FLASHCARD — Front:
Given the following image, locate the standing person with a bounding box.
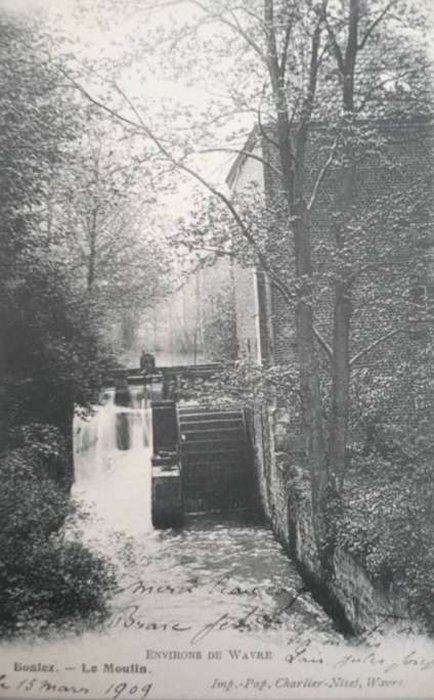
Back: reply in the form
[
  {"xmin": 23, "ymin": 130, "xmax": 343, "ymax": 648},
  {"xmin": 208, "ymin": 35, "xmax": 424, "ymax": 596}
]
[{"xmin": 140, "ymin": 349, "xmax": 155, "ymax": 373}]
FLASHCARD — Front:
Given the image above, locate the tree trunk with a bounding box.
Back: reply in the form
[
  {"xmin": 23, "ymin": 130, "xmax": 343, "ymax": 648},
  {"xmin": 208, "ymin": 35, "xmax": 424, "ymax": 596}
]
[
  {"xmin": 87, "ymin": 206, "xmax": 98, "ymax": 292},
  {"xmin": 328, "ymin": 148, "xmax": 355, "ymax": 488},
  {"xmin": 327, "ymin": 0, "xmax": 359, "ymax": 490},
  {"xmin": 264, "ymin": 0, "xmax": 330, "ymax": 558},
  {"xmin": 343, "ymin": 0, "xmax": 358, "ymax": 112},
  {"xmin": 292, "ymin": 200, "xmax": 329, "ymax": 555},
  {"xmin": 329, "ymin": 279, "xmax": 352, "ymax": 489},
  {"xmin": 87, "ymin": 147, "xmax": 101, "ymax": 294}
]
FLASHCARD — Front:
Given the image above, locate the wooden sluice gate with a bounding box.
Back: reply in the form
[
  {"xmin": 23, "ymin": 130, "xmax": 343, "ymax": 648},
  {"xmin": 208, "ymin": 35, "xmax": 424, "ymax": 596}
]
[
  {"xmin": 107, "ymin": 363, "xmax": 255, "ymax": 527},
  {"xmin": 151, "ymin": 400, "xmax": 183, "ymax": 529}
]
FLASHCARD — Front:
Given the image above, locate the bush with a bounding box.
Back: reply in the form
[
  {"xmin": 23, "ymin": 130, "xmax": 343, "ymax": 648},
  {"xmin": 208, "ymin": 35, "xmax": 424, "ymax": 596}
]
[
  {"xmin": 0, "ymin": 536, "xmax": 115, "ymax": 636},
  {"xmin": 0, "ymin": 446, "xmax": 115, "ymax": 637},
  {"xmin": 338, "ymin": 342, "xmax": 434, "ymax": 630},
  {"xmin": 338, "ymin": 456, "xmax": 434, "ymax": 630}
]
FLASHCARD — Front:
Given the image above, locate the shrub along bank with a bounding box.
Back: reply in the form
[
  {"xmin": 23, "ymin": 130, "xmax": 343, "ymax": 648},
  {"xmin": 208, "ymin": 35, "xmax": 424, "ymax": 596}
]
[{"xmin": 0, "ymin": 426, "xmax": 116, "ymax": 638}]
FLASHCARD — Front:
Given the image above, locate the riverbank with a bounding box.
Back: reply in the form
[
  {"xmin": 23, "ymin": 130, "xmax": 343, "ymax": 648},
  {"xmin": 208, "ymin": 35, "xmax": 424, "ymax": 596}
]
[{"xmin": 2, "ymin": 509, "xmax": 434, "ymax": 700}]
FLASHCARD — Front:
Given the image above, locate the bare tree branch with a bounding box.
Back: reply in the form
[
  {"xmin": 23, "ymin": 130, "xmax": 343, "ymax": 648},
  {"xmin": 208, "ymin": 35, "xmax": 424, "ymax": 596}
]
[
  {"xmin": 349, "ymin": 326, "xmax": 407, "ymax": 366},
  {"xmin": 313, "ymin": 326, "xmax": 334, "ymax": 361},
  {"xmin": 280, "ymin": 17, "xmax": 293, "ymax": 79},
  {"xmin": 264, "ymin": 0, "xmax": 281, "ymax": 81},
  {"xmin": 295, "ymin": 17, "xmax": 323, "ymax": 175},
  {"xmin": 59, "ymin": 67, "xmax": 296, "ymax": 306},
  {"xmin": 307, "ymin": 134, "xmax": 340, "ymax": 212},
  {"xmin": 323, "ymin": 14, "xmax": 345, "ymax": 75},
  {"xmin": 356, "ymin": 68, "xmax": 415, "ymax": 114},
  {"xmin": 191, "ymin": 0, "xmax": 267, "ymax": 62},
  {"xmin": 257, "ymin": 90, "xmax": 280, "ymax": 150},
  {"xmin": 197, "ymin": 147, "xmax": 283, "ymax": 179},
  {"xmin": 231, "ymin": 3, "xmax": 265, "ymax": 28},
  {"xmin": 168, "ymin": 13, "xmax": 215, "ymax": 51},
  {"xmin": 358, "ymin": 0, "xmax": 398, "ymax": 50}
]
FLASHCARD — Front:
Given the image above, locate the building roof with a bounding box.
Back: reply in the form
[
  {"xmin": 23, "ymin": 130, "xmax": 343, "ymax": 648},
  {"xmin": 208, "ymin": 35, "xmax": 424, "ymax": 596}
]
[
  {"xmin": 225, "ymin": 116, "xmax": 434, "ymax": 188},
  {"xmin": 225, "ymin": 127, "xmax": 259, "ymax": 189}
]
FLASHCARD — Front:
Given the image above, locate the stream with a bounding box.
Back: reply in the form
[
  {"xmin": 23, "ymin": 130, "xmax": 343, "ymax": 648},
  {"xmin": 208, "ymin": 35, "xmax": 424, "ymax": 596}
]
[{"xmin": 1, "ymin": 391, "xmax": 434, "ymax": 699}]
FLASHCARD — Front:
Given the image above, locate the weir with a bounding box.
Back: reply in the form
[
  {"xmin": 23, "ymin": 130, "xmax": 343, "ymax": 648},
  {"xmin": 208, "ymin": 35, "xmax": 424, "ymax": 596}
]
[
  {"xmin": 73, "ymin": 364, "xmax": 256, "ymax": 534},
  {"xmin": 73, "ymin": 386, "xmax": 154, "ymax": 535},
  {"xmin": 69, "ymin": 368, "xmax": 346, "ymax": 656}
]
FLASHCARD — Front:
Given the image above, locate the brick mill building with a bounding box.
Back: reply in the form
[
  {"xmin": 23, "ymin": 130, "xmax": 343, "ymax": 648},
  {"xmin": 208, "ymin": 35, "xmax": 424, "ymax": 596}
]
[
  {"xmin": 227, "ymin": 118, "xmax": 434, "ymax": 370},
  {"xmin": 200, "ymin": 117, "xmax": 434, "ymax": 533}
]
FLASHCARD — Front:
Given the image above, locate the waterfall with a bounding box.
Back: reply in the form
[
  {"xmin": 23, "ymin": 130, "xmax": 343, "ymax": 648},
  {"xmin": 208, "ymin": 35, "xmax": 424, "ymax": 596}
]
[{"xmin": 72, "ymin": 386, "xmax": 153, "ymax": 536}]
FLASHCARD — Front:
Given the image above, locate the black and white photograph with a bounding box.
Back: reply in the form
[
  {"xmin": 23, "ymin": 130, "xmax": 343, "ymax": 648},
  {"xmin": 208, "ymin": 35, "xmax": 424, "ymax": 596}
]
[{"xmin": 1, "ymin": 0, "xmax": 434, "ymax": 698}]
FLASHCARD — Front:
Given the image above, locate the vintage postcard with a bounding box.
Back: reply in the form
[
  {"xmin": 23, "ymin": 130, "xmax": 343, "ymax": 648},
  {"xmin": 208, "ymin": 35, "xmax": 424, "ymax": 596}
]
[{"xmin": 1, "ymin": 0, "xmax": 434, "ymax": 698}]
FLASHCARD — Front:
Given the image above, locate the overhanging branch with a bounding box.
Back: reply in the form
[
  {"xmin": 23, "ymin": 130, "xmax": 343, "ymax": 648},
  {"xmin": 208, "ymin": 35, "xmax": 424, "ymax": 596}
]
[
  {"xmin": 313, "ymin": 326, "xmax": 334, "ymax": 361},
  {"xmin": 358, "ymin": 0, "xmax": 397, "ymax": 50},
  {"xmin": 198, "ymin": 147, "xmax": 283, "ymax": 179},
  {"xmin": 324, "ymin": 15, "xmax": 345, "ymax": 75},
  {"xmin": 349, "ymin": 326, "xmax": 407, "ymax": 367},
  {"xmin": 59, "ymin": 67, "xmax": 296, "ymax": 307},
  {"xmin": 307, "ymin": 134, "xmax": 340, "ymax": 212}
]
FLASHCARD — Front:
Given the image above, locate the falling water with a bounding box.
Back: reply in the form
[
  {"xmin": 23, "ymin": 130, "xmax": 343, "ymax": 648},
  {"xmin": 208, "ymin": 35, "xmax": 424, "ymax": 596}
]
[
  {"xmin": 72, "ymin": 385, "xmax": 153, "ymax": 536},
  {"xmin": 18, "ymin": 382, "xmax": 427, "ymax": 699}
]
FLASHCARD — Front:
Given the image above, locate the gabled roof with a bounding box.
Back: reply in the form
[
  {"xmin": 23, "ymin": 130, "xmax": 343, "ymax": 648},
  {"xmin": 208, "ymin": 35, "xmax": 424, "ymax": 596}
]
[
  {"xmin": 225, "ymin": 116, "xmax": 434, "ymax": 189},
  {"xmin": 225, "ymin": 127, "xmax": 259, "ymax": 189}
]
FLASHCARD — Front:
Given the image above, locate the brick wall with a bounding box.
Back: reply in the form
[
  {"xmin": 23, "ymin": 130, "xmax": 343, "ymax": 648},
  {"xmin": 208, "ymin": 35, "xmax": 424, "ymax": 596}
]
[
  {"xmin": 227, "ymin": 121, "xmax": 433, "ymax": 632},
  {"xmin": 261, "ymin": 120, "xmax": 434, "ymax": 366},
  {"xmin": 224, "ymin": 120, "xmax": 434, "ymax": 372}
]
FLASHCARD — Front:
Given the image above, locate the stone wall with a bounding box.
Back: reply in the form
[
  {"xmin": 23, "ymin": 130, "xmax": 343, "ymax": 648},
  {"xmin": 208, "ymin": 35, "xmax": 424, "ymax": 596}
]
[
  {"xmin": 289, "ymin": 480, "xmax": 405, "ymax": 634},
  {"xmin": 247, "ymin": 408, "xmax": 410, "ymax": 634}
]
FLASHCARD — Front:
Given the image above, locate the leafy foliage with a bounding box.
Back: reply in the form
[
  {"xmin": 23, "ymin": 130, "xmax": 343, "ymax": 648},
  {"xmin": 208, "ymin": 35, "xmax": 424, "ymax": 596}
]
[
  {"xmin": 337, "ymin": 467, "xmax": 434, "ymax": 629},
  {"xmin": 201, "ymin": 282, "xmax": 238, "ymax": 361},
  {"xmin": 0, "ymin": 11, "xmax": 117, "ymax": 448},
  {"xmin": 48, "ymin": 112, "xmax": 173, "ymax": 341},
  {"xmin": 335, "ymin": 337, "xmax": 434, "ymax": 627},
  {"xmin": 0, "ymin": 443, "xmax": 115, "ymax": 637},
  {"xmin": 0, "ymin": 12, "xmax": 117, "ymax": 636}
]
